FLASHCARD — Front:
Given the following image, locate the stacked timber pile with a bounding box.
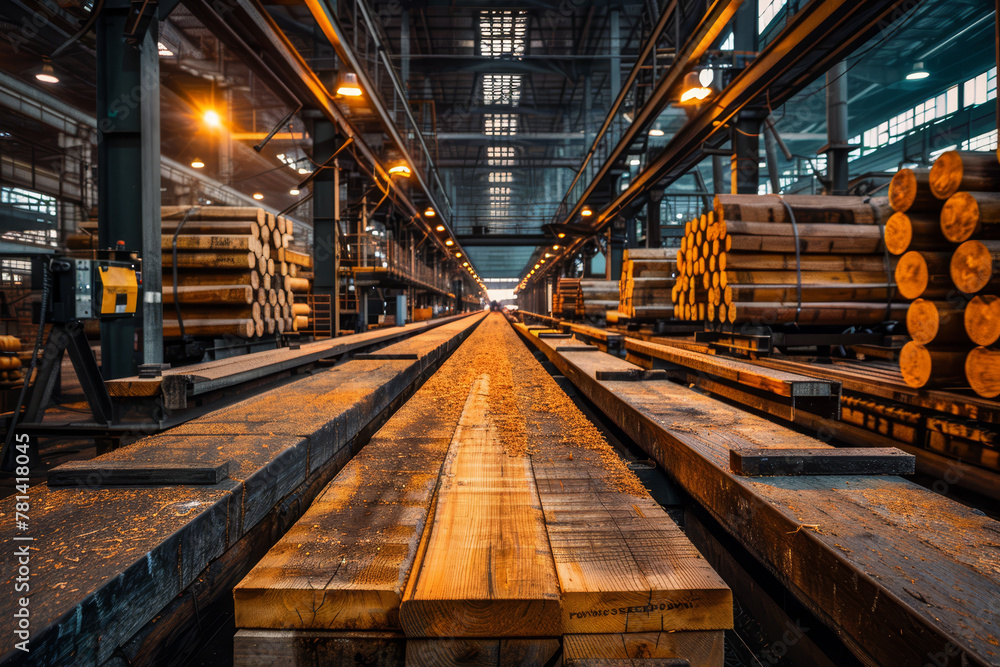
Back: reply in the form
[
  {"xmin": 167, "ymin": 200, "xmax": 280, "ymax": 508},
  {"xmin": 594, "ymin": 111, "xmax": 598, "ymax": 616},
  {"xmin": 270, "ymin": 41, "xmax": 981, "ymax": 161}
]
[
  {"xmin": 578, "ymin": 279, "xmax": 618, "ymax": 319},
  {"xmin": 0, "ymin": 335, "xmax": 23, "ymax": 383},
  {"xmin": 671, "ymin": 195, "xmax": 901, "ymax": 325},
  {"xmin": 894, "ymin": 151, "xmax": 1000, "ymax": 397},
  {"xmin": 552, "ymin": 277, "xmax": 582, "ymax": 318},
  {"xmin": 618, "ymin": 248, "xmax": 676, "ymax": 320},
  {"xmin": 74, "ymin": 207, "xmax": 311, "ymax": 338}
]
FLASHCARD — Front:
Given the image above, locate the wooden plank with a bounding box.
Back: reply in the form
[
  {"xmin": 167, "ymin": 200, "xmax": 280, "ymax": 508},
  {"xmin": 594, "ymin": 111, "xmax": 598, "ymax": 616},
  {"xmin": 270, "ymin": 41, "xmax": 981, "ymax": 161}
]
[
  {"xmin": 233, "ymin": 630, "xmax": 404, "ymax": 667},
  {"xmin": 594, "ymin": 369, "xmax": 668, "ymax": 382},
  {"xmin": 406, "ymin": 638, "xmax": 560, "ymax": 667},
  {"xmin": 516, "ymin": 324, "xmax": 1000, "ymax": 666},
  {"xmin": 48, "ymin": 460, "xmax": 231, "ymax": 486},
  {"xmin": 562, "ymin": 632, "xmax": 723, "ymax": 666},
  {"xmin": 399, "ymin": 374, "xmax": 563, "ymax": 638},
  {"xmin": 564, "ymin": 659, "xmax": 689, "ymax": 667},
  {"xmin": 353, "ymin": 352, "xmax": 420, "ymax": 360},
  {"xmin": 730, "ymin": 447, "xmax": 915, "ymax": 476}
]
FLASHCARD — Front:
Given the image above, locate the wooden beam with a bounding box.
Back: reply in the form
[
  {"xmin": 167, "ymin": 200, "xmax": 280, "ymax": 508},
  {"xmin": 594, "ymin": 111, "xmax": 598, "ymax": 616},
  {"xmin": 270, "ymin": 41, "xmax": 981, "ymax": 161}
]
[
  {"xmin": 729, "ymin": 447, "xmax": 915, "ymax": 476},
  {"xmin": 48, "ymin": 461, "xmax": 231, "ymax": 487}
]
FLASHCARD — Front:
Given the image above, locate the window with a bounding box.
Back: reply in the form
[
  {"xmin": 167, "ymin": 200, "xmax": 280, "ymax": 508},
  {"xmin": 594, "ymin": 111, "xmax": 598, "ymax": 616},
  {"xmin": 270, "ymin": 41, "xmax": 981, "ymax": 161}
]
[
  {"xmin": 479, "ymin": 10, "xmax": 527, "ymax": 58},
  {"xmin": 850, "ymin": 84, "xmax": 963, "ymax": 160},
  {"xmin": 963, "ymin": 129, "xmax": 997, "ymax": 152},
  {"xmin": 488, "ymin": 171, "xmax": 512, "ymax": 183},
  {"xmin": 758, "ymin": 0, "xmax": 786, "ymax": 32},
  {"xmin": 484, "ymin": 113, "xmax": 517, "ymax": 136},
  {"xmin": 963, "ymin": 67, "xmax": 997, "ymax": 108},
  {"xmin": 487, "ymin": 146, "xmax": 515, "ymax": 166},
  {"xmin": 719, "ymin": 32, "xmax": 734, "ymax": 51},
  {"xmin": 483, "ymin": 74, "xmax": 522, "ymax": 106}
]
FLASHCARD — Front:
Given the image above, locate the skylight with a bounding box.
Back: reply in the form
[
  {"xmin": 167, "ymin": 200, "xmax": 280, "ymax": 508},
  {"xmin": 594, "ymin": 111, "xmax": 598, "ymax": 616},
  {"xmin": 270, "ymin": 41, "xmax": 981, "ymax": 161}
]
[
  {"xmin": 479, "ymin": 10, "xmax": 527, "ymax": 58},
  {"xmin": 483, "ymin": 74, "xmax": 522, "ymax": 106}
]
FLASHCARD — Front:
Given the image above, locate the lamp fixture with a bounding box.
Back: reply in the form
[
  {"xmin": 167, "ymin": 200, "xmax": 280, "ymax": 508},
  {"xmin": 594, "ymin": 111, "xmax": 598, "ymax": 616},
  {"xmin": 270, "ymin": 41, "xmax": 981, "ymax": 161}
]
[
  {"xmin": 435, "ymin": 224, "xmax": 445, "ymax": 232},
  {"xmin": 388, "ymin": 160, "xmax": 411, "ymax": 177},
  {"xmin": 190, "ymin": 158, "xmax": 205, "ymax": 169},
  {"xmin": 557, "ymin": 232, "xmax": 566, "ymax": 239},
  {"xmin": 905, "ymin": 62, "xmax": 930, "ymax": 81},
  {"xmin": 679, "ymin": 71, "xmax": 713, "ymax": 104},
  {"xmin": 203, "ymin": 109, "xmax": 222, "ymax": 128},
  {"xmin": 35, "ymin": 58, "xmax": 59, "ymax": 84},
  {"xmin": 335, "ymin": 71, "xmax": 363, "ymax": 97},
  {"xmin": 253, "ymin": 192, "xmax": 264, "ymax": 200},
  {"xmin": 649, "ymin": 128, "xmax": 665, "ymax": 137},
  {"xmin": 289, "ymin": 188, "xmax": 300, "ymax": 196},
  {"xmin": 424, "ymin": 207, "xmax": 436, "ymax": 217},
  {"xmin": 581, "ymin": 207, "xmax": 593, "ymax": 217},
  {"xmin": 445, "ymin": 239, "xmax": 454, "ymax": 246}
]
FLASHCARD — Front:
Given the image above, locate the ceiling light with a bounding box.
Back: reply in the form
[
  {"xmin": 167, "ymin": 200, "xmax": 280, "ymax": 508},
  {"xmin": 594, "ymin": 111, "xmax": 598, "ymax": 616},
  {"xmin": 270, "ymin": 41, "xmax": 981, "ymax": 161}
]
[
  {"xmin": 552, "ymin": 245, "xmax": 560, "ymax": 250},
  {"xmin": 540, "ymin": 259, "xmax": 545, "ymax": 263},
  {"xmin": 581, "ymin": 207, "xmax": 593, "ymax": 217},
  {"xmin": 906, "ymin": 62, "xmax": 930, "ymax": 81},
  {"xmin": 190, "ymin": 158, "xmax": 205, "ymax": 169},
  {"xmin": 253, "ymin": 192, "xmax": 264, "ymax": 200},
  {"xmin": 335, "ymin": 71, "xmax": 363, "ymax": 97},
  {"xmin": 445, "ymin": 239, "xmax": 454, "ymax": 246},
  {"xmin": 203, "ymin": 109, "xmax": 222, "ymax": 128},
  {"xmin": 424, "ymin": 207, "xmax": 436, "ymax": 217},
  {"xmin": 557, "ymin": 232, "xmax": 566, "ymax": 239},
  {"xmin": 289, "ymin": 188, "xmax": 300, "ymax": 195},
  {"xmin": 534, "ymin": 264, "xmax": 540, "ymax": 269},
  {"xmin": 455, "ymin": 252, "xmax": 462, "ymax": 258},
  {"xmin": 649, "ymin": 128, "xmax": 665, "ymax": 137},
  {"xmin": 157, "ymin": 42, "xmax": 174, "ymax": 57},
  {"xmin": 463, "ymin": 261, "xmax": 469, "ymax": 266},
  {"xmin": 388, "ymin": 160, "xmax": 411, "ymax": 177},
  {"xmin": 629, "ymin": 158, "xmax": 640, "ymax": 166},
  {"xmin": 435, "ymin": 224, "xmax": 445, "ymax": 232},
  {"xmin": 35, "ymin": 59, "xmax": 59, "ymax": 84},
  {"xmin": 698, "ymin": 68, "xmax": 715, "ymax": 87},
  {"xmin": 680, "ymin": 71, "xmax": 712, "ymax": 104},
  {"xmin": 544, "ymin": 253, "xmax": 552, "ymax": 258}
]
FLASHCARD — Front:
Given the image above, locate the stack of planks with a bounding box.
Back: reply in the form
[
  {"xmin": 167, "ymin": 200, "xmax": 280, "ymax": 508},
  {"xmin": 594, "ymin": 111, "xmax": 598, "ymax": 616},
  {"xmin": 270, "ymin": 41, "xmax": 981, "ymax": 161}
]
[
  {"xmin": 892, "ymin": 151, "xmax": 1000, "ymax": 397},
  {"xmin": 234, "ymin": 314, "xmax": 732, "ymax": 666},
  {"xmin": 578, "ymin": 279, "xmax": 618, "ymax": 319},
  {"xmin": 75, "ymin": 207, "xmax": 311, "ymax": 338},
  {"xmin": 671, "ymin": 194, "xmax": 901, "ymax": 325},
  {"xmin": 552, "ymin": 277, "xmax": 582, "ymax": 318},
  {"xmin": 618, "ymin": 248, "xmax": 677, "ymax": 320}
]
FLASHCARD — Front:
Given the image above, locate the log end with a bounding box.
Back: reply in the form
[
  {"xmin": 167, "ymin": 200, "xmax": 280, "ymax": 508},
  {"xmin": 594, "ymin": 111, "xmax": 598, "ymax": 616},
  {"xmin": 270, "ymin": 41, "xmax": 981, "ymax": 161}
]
[
  {"xmin": 940, "ymin": 191, "xmax": 979, "ymax": 243},
  {"xmin": 906, "ymin": 299, "xmax": 941, "ymax": 345},
  {"xmin": 884, "ymin": 212, "xmax": 914, "ymax": 255},
  {"xmin": 899, "ymin": 341, "xmax": 933, "ymax": 388},
  {"xmin": 966, "ymin": 346, "xmax": 1000, "ymax": 398},
  {"xmin": 895, "ymin": 251, "xmax": 929, "ymax": 300},
  {"xmin": 950, "ymin": 240, "xmax": 994, "ymax": 294},
  {"xmin": 929, "ymin": 150, "xmax": 963, "ymax": 200},
  {"xmin": 888, "ymin": 169, "xmax": 918, "ymax": 212},
  {"xmin": 965, "ymin": 294, "xmax": 1000, "ymax": 346}
]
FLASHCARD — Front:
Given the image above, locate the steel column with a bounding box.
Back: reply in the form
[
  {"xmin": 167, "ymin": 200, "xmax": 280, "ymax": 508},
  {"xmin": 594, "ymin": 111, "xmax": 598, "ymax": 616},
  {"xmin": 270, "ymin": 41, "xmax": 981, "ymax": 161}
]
[
  {"xmin": 312, "ymin": 118, "xmax": 341, "ymax": 337},
  {"xmin": 825, "ymin": 60, "xmax": 850, "ymax": 195}
]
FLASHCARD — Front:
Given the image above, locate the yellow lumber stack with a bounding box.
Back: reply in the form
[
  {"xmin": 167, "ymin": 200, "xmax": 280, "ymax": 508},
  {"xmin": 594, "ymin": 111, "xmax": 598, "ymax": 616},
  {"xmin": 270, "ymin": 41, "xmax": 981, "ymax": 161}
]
[
  {"xmin": 76, "ymin": 206, "xmax": 311, "ymax": 338},
  {"xmin": 895, "ymin": 150, "xmax": 1000, "ymax": 397},
  {"xmin": 671, "ymin": 194, "xmax": 902, "ymax": 326},
  {"xmin": 552, "ymin": 277, "xmax": 582, "ymax": 318},
  {"xmin": 618, "ymin": 248, "xmax": 677, "ymax": 320}
]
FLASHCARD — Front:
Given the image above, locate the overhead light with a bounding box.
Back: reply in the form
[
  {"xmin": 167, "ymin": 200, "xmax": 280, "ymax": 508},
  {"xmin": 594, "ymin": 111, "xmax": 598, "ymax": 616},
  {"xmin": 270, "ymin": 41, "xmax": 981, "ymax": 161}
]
[
  {"xmin": 698, "ymin": 68, "xmax": 715, "ymax": 87},
  {"xmin": 552, "ymin": 245, "xmax": 560, "ymax": 250},
  {"xmin": 680, "ymin": 71, "xmax": 712, "ymax": 104},
  {"xmin": 203, "ymin": 109, "xmax": 222, "ymax": 128},
  {"xmin": 455, "ymin": 252, "xmax": 462, "ymax": 257},
  {"xmin": 649, "ymin": 128, "xmax": 665, "ymax": 137},
  {"xmin": 157, "ymin": 41, "xmax": 174, "ymax": 57},
  {"xmin": 629, "ymin": 158, "xmax": 640, "ymax": 166},
  {"xmin": 435, "ymin": 224, "xmax": 445, "ymax": 232},
  {"xmin": 581, "ymin": 207, "xmax": 593, "ymax": 217},
  {"xmin": 557, "ymin": 232, "xmax": 566, "ymax": 239},
  {"xmin": 388, "ymin": 160, "xmax": 411, "ymax": 177},
  {"xmin": 540, "ymin": 259, "xmax": 546, "ymax": 264},
  {"xmin": 545, "ymin": 253, "xmax": 552, "ymax": 258},
  {"xmin": 253, "ymin": 192, "xmax": 264, "ymax": 200},
  {"xmin": 289, "ymin": 188, "xmax": 300, "ymax": 196},
  {"xmin": 906, "ymin": 62, "xmax": 930, "ymax": 81},
  {"xmin": 335, "ymin": 71, "xmax": 363, "ymax": 97},
  {"xmin": 424, "ymin": 207, "xmax": 436, "ymax": 217},
  {"xmin": 445, "ymin": 239, "xmax": 454, "ymax": 246},
  {"xmin": 190, "ymin": 158, "xmax": 205, "ymax": 169},
  {"xmin": 463, "ymin": 261, "xmax": 469, "ymax": 266},
  {"xmin": 35, "ymin": 59, "xmax": 59, "ymax": 84},
  {"xmin": 534, "ymin": 263, "xmax": 540, "ymax": 269}
]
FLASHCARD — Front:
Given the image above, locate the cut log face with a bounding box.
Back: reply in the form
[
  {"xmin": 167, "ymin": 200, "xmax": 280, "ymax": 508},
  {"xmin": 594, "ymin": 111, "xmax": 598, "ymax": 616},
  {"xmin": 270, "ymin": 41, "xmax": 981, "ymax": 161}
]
[
  {"xmin": 930, "ymin": 150, "xmax": 1000, "ymax": 200},
  {"xmin": 940, "ymin": 191, "xmax": 1000, "ymax": 243},
  {"xmin": 951, "ymin": 240, "xmax": 1000, "ymax": 294},
  {"xmin": 899, "ymin": 341, "xmax": 968, "ymax": 388},
  {"xmin": 906, "ymin": 299, "xmax": 969, "ymax": 346},
  {"xmin": 895, "ymin": 251, "xmax": 952, "ymax": 300},
  {"xmin": 888, "ymin": 168, "xmax": 934, "ymax": 213},
  {"xmin": 965, "ymin": 295, "xmax": 1000, "ymax": 346},
  {"xmin": 965, "ymin": 347, "xmax": 1000, "ymax": 398}
]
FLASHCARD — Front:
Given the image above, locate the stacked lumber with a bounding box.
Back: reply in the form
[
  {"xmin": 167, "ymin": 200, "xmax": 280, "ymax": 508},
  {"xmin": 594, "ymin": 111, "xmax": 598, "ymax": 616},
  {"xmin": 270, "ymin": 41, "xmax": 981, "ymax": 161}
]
[
  {"xmin": 671, "ymin": 194, "xmax": 901, "ymax": 325},
  {"xmin": 0, "ymin": 335, "xmax": 23, "ymax": 383},
  {"xmin": 895, "ymin": 151, "xmax": 1000, "ymax": 396},
  {"xmin": 552, "ymin": 277, "xmax": 582, "ymax": 318},
  {"xmin": 618, "ymin": 248, "xmax": 677, "ymax": 320},
  {"xmin": 75, "ymin": 207, "xmax": 311, "ymax": 338},
  {"xmin": 578, "ymin": 279, "xmax": 618, "ymax": 318},
  {"xmin": 234, "ymin": 315, "xmax": 732, "ymax": 666}
]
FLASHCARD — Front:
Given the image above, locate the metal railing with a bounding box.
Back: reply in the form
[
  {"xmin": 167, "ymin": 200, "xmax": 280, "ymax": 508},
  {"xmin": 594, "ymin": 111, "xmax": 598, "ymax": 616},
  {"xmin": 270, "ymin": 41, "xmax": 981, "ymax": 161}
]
[{"xmin": 342, "ymin": 232, "xmax": 453, "ymax": 295}]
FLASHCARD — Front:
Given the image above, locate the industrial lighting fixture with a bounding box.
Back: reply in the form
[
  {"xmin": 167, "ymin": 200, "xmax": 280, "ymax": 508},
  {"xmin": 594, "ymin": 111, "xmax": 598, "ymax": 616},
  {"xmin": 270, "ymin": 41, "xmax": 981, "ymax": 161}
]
[
  {"xmin": 455, "ymin": 252, "xmax": 462, "ymax": 258},
  {"xmin": 388, "ymin": 160, "xmax": 412, "ymax": 177},
  {"xmin": 534, "ymin": 263, "xmax": 540, "ymax": 269},
  {"xmin": 649, "ymin": 128, "xmax": 665, "ymax": 137},
  {"xmin": 289, "ymin": 188, "xmax": 300, "ymax": 196},
  {"xmin": 253, "ymin": 192, "xmax": 264, "ymax": 200},
  {"xmin": 552, "ymin": 245, "xmax": 560, "ymax": 250},
  {"xmin": 581, "ymin": 207, "xmax": 593, "ymax": 217},
  {"xmin": 463, "ymin": 261, "xmax": 469, "ymax": 267},
  {"xmin": 906, "ymin": 62, "xmax": 930, "ymax": 81},
  {"xmin": 203, "ymin": 109, "xmax": 222, "ymax": 128},
  {"xmin": 335, "ymin": 71, "xmax": 363, "ymax": 97},
  {"xmin": 557, "ymin": 232, "xmax": 566, "ymax": 239},
  {"xmin": 540, "ymin": 259, "xmax": 546, "ymax": 264},
  {"xmin": 35, "ymin": 58, "xmax": 59, "ymax": 84},
  {"xmin": 629, "ymin": 158, "xmax": 640, "ymax": 166},
  {"xmin": 544, "ymin": 253, "xmax": 553, "ymax": 258},
  {"xmin": 424, "ymin": 207, "xmax": 436, "ymax": 217},
  {"xmin": 190, "ymin": 158, "xmax": 205, "ymax": 169},
  {"xmin": 445, "ymin": 239, "xmax": 454, "ymax": 246},
  {"xmin": 679, "ymin": 71, "xmax": 712, "ymax": 104},
  {"xmin": 435, "ymin": 224, "xmax": 445, "ymax": 232}
]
